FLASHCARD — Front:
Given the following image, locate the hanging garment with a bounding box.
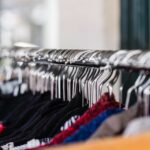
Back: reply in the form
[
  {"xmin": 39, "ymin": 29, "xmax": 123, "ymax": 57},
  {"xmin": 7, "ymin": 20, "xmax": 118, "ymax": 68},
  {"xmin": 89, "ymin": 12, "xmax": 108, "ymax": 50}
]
[
  {"xmin": 20, "ymin": 108, "xmax": 123, "ymax": 150},
  {"xmin": 62, "ymin": 108, "xmax": 123, "ymax": 144},
  {"xmin": 0, "ymin": 92, "xmax": 36, "ymax": 134},
  {"xmin": 0, "ymin": 92, "xmax": 88, "ymax": 147},
  {"xmin": 40, "ymin": 132, "xmax": 150, "ymax": 150},
  {"xmin": 124, "ymin": 117, "xmax": 150, "ymax": 136},
  {"xmin": 46, "ymin": 93, "xmax": 121, "ymax": 145},
  {"xmin": 4, "ymin": 93, "xmax": 121, "ymax": 150},
  {"xmin": 0, "ymin": 92, "xmax": 32, "ymax": 120},
  {"xmin": 0, "ymin": 92, "xmax": 54, "ymax": 137},
  {"xmin": 89, "ymin": 102, "xmax": 144, "ymax": 140}
]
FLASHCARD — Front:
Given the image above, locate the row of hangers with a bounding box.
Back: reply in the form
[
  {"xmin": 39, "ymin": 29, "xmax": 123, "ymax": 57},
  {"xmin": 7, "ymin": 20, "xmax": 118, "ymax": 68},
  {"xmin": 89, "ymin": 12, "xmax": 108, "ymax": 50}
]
[
  {"xmin": 0, "ymin": 43, "xmax": 150, "ymax": 115},
  {"xmin": 1, "ymin": 43, "xmax": 150, "ymax": 70}
]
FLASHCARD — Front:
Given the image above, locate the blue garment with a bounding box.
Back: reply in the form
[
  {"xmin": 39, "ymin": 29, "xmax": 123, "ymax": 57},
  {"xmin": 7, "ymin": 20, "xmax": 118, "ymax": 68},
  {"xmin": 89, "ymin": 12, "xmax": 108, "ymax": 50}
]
[{"xmin": 63, "ymin": 108, "xmax": 123, "ymax": 143}]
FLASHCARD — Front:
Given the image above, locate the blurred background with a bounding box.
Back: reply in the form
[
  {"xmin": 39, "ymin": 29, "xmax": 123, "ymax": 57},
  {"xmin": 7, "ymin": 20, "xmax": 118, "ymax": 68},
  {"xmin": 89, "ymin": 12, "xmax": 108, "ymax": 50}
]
[
  {"xmin": 0, "ymin": 0, "xmax": 150, "ymax": 50},
  {"xmin": 0, "ymin": 0, "xmax": 120, "ymax": 49}
]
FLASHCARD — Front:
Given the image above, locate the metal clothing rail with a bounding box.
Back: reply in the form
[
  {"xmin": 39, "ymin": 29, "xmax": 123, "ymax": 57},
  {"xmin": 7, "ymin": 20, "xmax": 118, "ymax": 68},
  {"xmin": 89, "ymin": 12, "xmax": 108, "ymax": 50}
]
[{"xmin": 1, "ymin": 44, "xmax": 150, "ymax": 71}]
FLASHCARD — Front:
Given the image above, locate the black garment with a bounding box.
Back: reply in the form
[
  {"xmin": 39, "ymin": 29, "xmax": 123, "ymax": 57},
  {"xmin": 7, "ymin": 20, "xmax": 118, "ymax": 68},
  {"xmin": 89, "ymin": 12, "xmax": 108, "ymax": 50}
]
[
  {"xmin": 0, "ymin": 93, "xmax": 27, "ymax": 120},
  {"xmin": 0, "ymin": 93, "xmax": 88, "ymax": 146},
  {"xmin": 0, "ymin": 92, "xmax": 67, "ymax": 145},
  {"xmin": 3, "ymin": 91, "xmax": 50, "ymax": 127},
  {"xmin": 3, "ymin": 92, "xmax": 38, "ymax": 125},
  {"xmin": 0, "ymin": 100, "xmax": 68, "ymax": 145},
  {"xmin": 12, "ymin": 94, "xmax": 88, "ymax": 146},
  {"xmin": 13, "ymin": 107, "xmax": 87, "ymax": 147},
  {"xmin": 0, "ymin": 82, "xmax": 88, "ymax": 148}
]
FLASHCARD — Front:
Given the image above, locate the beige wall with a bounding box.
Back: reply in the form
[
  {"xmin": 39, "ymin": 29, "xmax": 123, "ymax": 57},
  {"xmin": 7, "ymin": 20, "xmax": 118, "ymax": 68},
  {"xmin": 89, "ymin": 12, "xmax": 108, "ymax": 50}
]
[{"xmin": 43, "ymin": 0, "xmax": 120, "ymax": 50}]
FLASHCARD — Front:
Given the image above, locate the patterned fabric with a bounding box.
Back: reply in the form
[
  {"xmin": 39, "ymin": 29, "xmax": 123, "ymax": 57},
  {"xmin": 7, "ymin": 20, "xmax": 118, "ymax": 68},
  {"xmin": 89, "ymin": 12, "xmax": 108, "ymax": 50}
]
[{"xmin": 63, "ymin": 108, "xmax": 123, "ymax": 143}]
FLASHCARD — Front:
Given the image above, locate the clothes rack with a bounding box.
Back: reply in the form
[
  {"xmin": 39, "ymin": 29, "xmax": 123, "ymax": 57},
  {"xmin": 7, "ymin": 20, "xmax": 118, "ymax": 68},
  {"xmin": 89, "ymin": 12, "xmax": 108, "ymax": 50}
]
[
  {"xmin": 0, "ymin": 44, "xmax": 150, "ymax": 150},
  {"xmin": 0, "ymin": 46, "xmax": 150, "ymax": 71}
]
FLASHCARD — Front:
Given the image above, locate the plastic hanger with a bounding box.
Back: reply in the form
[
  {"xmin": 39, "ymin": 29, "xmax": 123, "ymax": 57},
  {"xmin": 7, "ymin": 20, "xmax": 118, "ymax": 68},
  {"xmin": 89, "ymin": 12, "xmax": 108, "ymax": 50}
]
[
  {"xmin": 93, "ymin": 68, "xmax": 104, "ymax": 103},
  {"xmin": 121, "ymin": 50, "xmax": 142, "ymax": 66},
  {"xmin": 89, "ymin": 68, "xmax": 101, "ymax": 104},
  {"xmin": 119, "ymin": 70, "xmax": 132, "ymax": 106},
  {"xmin": 81, "ymin": 67, "xmax": 94, "ymax": 101},
  {"xmin": 72, "ymin": 66, "xmax": 85, "ymax": 99},
  {"xmin": 79, "ymin": 67, "xmax": 92, "ymax": 105},
  {"xmin": 98, "ymin": 66, "xmax": 113, "ymax": 99},
  {"xmin": 67, "ymin": 66, "xmax": 78, "ymax": 101},
  {"xmin": 68, "ymin": 66, "xmax": 79, "ymax": 101},
  {"xmin": 143, "ymin": 85, "xmax": 150, "ymax": 116},
  {"xmin": 138, "ymin": 75, "xmax": 150, "ymax": 102},
  {"xmin": 89, "ymin": 68, "xmax": 102, "ymax": 106},
  {"xmin": 125, "ymin": 72, "xmax": 146, "ymax": 109},
  {"xmin": 106, "ymin": 69, "xmax": 120, "ymax": 97}
]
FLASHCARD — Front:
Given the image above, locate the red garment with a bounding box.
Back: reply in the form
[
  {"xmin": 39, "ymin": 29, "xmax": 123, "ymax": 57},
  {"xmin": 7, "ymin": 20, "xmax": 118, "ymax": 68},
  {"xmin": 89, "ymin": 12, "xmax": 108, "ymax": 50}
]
[
  {"xmin": 0, "ymin": 123, "xmax": 5, "ymax": 133},
  {"xmin": 49, "ymin": 93, "xmax": 120, "ymax": 145},
  {"xmin": 27, "ymin": 93, "xmax": 120, "ymax": 150}
]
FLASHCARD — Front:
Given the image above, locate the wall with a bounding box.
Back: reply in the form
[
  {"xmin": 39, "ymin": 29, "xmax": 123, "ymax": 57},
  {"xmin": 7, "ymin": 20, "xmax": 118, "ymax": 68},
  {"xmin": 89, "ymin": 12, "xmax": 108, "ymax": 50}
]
[{"xmin": 43, "ymin": 0, "xmax": 120, "ymax": 49}]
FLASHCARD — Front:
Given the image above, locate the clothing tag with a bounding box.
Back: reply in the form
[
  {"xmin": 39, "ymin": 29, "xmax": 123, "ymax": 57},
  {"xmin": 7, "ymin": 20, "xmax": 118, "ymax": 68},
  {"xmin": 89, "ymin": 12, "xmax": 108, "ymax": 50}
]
[
  {"xmin": 60, "ymin": 115, "xmax": 80, "ymax": 131},
  {"xmin": 1, "ymin": 142, "xmax": 14, "ymax": 150},
  {"xmin": 27, "ymin": 139, "xmax": 40, "ymax": 148},
  {"xmin": 20, "ymin": 83, "xmax": 28, "ymax": 94},
  {"xmin": 13, "ymin": 86, "xmax": 19, "ymax": 97}
]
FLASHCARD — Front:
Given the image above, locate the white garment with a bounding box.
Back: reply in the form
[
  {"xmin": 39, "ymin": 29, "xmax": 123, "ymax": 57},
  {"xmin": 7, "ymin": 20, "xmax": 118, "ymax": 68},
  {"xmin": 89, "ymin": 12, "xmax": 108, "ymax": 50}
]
[
  {"xmin": 1, "ymin": 138, "xmax": 51, "ymax": 150},
  {"xmin": 124, "ymin": 117, "xmax": 150, "ymax": 137}
]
